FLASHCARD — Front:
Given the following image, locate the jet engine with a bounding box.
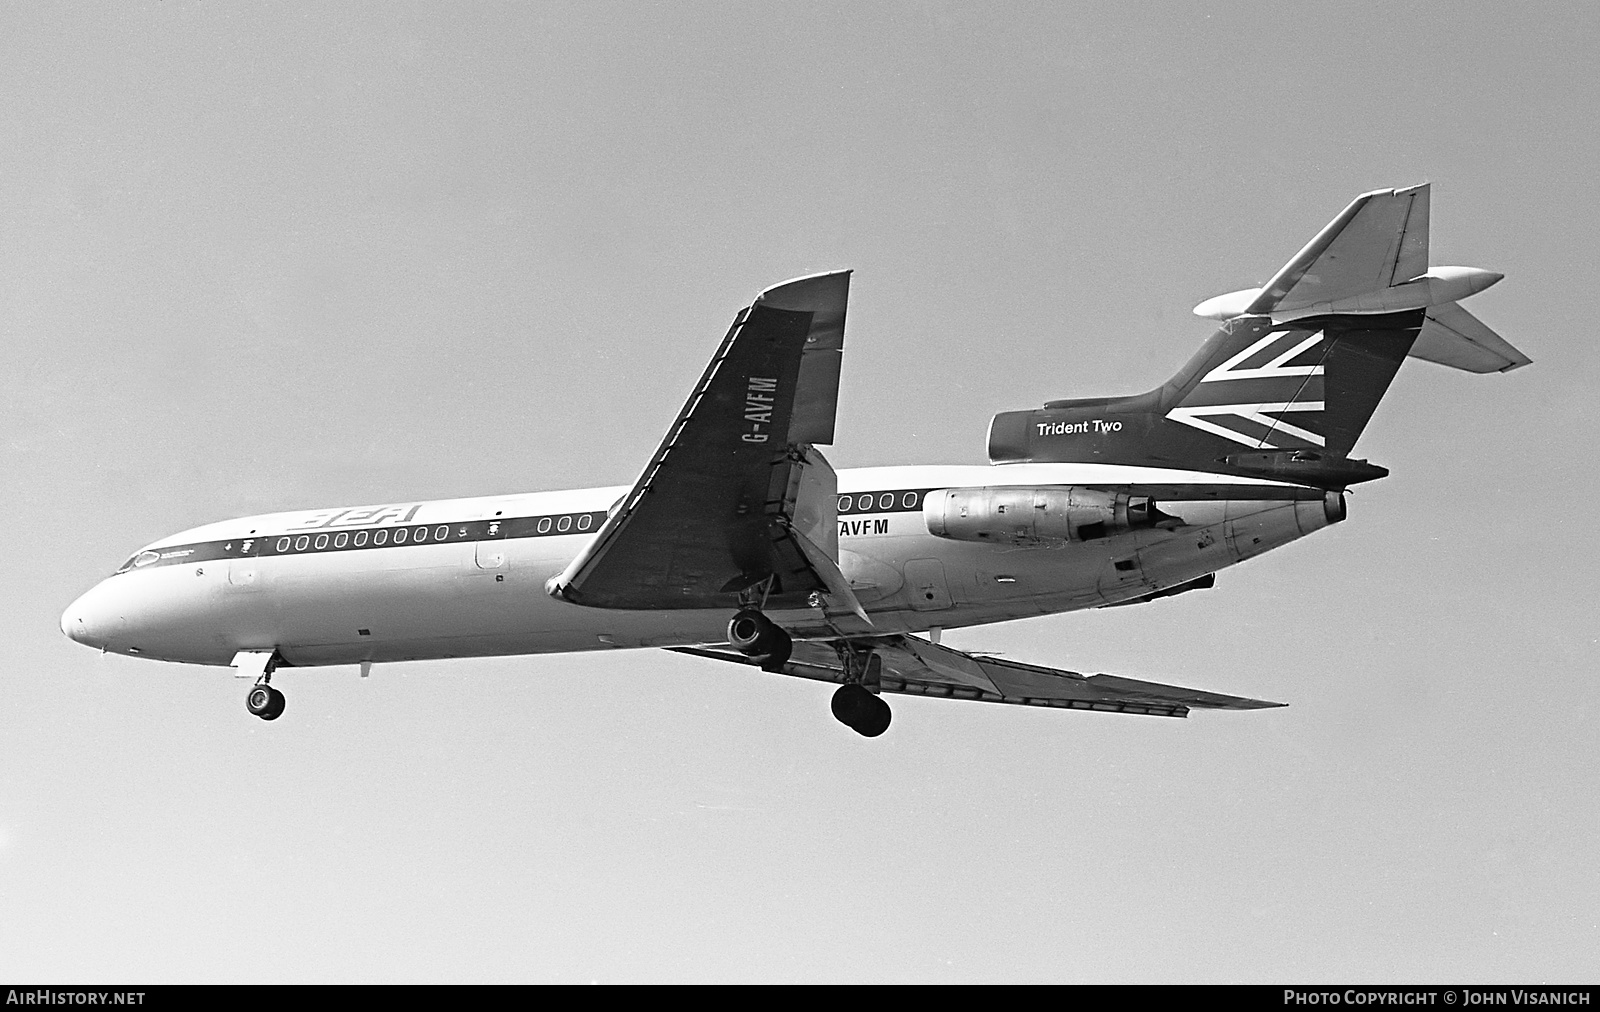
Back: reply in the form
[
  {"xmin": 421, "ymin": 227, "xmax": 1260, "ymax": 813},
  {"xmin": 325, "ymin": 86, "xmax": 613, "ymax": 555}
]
[{"xmin": 923, "ymin": 487, "xmax": 1173, "ymax": 547}]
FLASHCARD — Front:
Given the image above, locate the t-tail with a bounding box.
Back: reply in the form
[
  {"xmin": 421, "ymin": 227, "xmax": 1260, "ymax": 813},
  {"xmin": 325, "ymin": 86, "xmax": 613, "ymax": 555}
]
[{"xmin": 988, "ymin": 184, "xmax": 1530, "ymax": 489}]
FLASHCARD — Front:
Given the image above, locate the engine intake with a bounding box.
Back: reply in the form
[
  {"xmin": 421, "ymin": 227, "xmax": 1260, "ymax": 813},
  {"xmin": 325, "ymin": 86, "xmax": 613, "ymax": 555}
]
[{"xmin": 924, "ymin": 487, "xmax": 1170, "ymax": 547}]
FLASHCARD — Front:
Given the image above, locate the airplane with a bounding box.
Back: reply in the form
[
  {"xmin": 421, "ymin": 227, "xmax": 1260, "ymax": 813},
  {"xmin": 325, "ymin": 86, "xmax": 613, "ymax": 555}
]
[{"xmin": 60, "ymin": 184, "xmax": 1529, "ymax": 736}]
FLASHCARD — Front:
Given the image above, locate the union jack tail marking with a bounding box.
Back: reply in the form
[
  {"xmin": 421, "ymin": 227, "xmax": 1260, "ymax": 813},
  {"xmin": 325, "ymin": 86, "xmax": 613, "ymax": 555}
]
[{"xmin": 1165, "ymin": 328, "xmax": 1329, "ymax": 450}]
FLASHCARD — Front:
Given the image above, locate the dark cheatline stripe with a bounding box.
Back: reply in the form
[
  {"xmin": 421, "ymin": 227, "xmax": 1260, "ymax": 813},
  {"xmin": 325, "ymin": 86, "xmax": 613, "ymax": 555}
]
[
  {"xmin": 120, "ymin": 491, "xmax": 938, "ymax": 575},
  {"xmin": 114, "ymin": 510, "xmax": 610, "ymax": 575}
]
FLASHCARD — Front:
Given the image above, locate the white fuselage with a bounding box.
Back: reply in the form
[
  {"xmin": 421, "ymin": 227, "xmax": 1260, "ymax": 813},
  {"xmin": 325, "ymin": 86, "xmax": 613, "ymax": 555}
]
[{"xmin": 60, "ymin": 463, "xmax": 1337, "ymax": 670}]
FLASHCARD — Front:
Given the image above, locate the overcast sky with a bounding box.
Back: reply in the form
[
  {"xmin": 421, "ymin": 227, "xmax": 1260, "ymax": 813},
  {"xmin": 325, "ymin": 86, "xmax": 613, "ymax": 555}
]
[{"xmin": 3, "ymin": 2, "xmax": 1596, "ymax": 982}]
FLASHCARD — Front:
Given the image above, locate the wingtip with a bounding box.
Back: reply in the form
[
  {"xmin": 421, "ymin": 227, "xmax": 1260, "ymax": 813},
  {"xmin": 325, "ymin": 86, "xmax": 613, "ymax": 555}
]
[
  {"xmin": 1358, "ymin": 182, "xmax": 1429, "ymax": 200},
  {"xmin": 755, "ymin": 269, "xmax": 853, "ymax": 311},
  {"xmin": 1206, "ymin": 695, "xmax": 1289, "ymax": 711}
]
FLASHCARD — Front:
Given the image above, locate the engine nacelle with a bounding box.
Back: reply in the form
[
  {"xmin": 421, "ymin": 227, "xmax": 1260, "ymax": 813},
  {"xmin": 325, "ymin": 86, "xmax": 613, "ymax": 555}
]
[{"xmin": 923, "ymin": 487, "xmax": 1167, "ymax": 546}]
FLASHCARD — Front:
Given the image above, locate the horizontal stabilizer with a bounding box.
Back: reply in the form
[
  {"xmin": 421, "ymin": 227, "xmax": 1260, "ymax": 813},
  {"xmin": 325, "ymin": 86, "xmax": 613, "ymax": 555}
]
[
  {"xmin": 1082, "ymin": 481, "xmax": 1325, "ymax": 502},
  {"xmin": 1410, "ymin": 301, "xmax": 1531, "ymax": 373},
  {"xmin": 1247, "ymin": 184, "xmax": 1430, "ymax": 316},
  {"xmin": 674, "ymin": 636, "xmax": 1283, "ymax": 718}
]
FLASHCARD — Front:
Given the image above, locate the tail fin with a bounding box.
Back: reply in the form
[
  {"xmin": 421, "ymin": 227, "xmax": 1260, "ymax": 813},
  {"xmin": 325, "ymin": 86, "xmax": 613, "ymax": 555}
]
[{"xmin": 989, "ymin": 185, "xmax": 1529, "ymax": 488}]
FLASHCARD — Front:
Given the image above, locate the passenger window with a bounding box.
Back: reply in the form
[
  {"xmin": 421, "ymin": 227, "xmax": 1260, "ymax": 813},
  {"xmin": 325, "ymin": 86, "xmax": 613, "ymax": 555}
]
[
  {"xmin": 294, "ymin": 536, "xmax": 309, "ymax": 551},
  {"xmin": 435, "ymin": 525, "xmax": 449, "ymax": 541},
  {"xmin": 413, "ymin": 527, "xmax": 427, "ymax": 543},
  {"xmin": 879, "ymin": 493, "xmax": 894, "ymax": 510},
  {"xmin": 374, "ymin": 530, "xmax": 387, "ymax": 546},
  {"xmin": 837, "ymin": 495, "xmax": 852, "ymax": 513},
  {"xmin": 314, "ymin": 534, "xmax": 328, "ymax": 550},
  {"xmin": 276, "ymin": 537, "xmax": 290, "ymax": 553},
  {"xmin": 354, "ymin": 531, "xmax": 367, "ymax": 547},
  {"xmin": 394, "ymin": 529, "xmax": 407, "ymax": 544},
  {"xmin": 537, "ymin": 517, "xmax": 552, "ymax": 534},
  {"xmin": 577, "ymin": 513, "xmax": 593, "ymax": 531},
  {"xmin": 557, "ymin": 515, "xmax": 572, "ymax": 533},
  {"xmin": 902, "ymin": 492, "xmax": 919, "ymax": 509},
  {"xmin": 334, "ymin": 532, "xmax": 348, "ymax": 548}
]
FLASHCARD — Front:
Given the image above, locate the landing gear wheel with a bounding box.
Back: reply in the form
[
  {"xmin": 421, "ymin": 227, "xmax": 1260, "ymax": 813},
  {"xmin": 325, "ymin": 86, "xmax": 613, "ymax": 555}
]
[
  {"xmin": 831, "ymin": 683, "xmax": 891, "ymax": 738},
  {"xmin": 758, "ymin": 634, "xmax": 792, "ymax": 672},
  {"xmin": 727, "ymin": 609, "xmax": 792, "ymax": 671},
  {"xmin": 246, "ymin": 684, "xmax": 286, "ymax": 721}
]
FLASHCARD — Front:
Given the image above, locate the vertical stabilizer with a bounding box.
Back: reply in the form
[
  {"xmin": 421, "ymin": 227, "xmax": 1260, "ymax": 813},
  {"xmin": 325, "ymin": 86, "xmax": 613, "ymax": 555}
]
[{"xmin": 990, "ymin": 185, "xmax": 1526, "ymax": 487}]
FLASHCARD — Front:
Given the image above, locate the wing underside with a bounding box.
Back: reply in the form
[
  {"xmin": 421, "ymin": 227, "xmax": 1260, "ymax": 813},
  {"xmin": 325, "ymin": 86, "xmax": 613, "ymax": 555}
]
[
  {"xmin": 549, "ymin": 271, "xmax": 856, "ymax": 612},
  {"xmin": 674, "ymin": 636, "xmax": 1283, "ymax": 718}
]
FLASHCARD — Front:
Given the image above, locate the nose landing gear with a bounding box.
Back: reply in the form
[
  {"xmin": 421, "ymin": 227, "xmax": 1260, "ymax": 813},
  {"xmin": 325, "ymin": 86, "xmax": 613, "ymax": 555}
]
[
  {"xmin": 232, "ymin": 649, "xmax": 287, "ymax": 721},
  {"xmin": 246, "ymin": 683, "xmax": 287, "ymax": 721}
]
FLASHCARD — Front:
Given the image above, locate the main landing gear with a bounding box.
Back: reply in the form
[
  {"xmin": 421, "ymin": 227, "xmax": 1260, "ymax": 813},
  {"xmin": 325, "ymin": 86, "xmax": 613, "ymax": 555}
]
[
  {"xmin": 830, "ymin": 646, "xmax": 891, "ymax": 738},
  {"xmin": 727, "ymin": 609, "xmax": 792, "ymax": 671},
  {"xmin": 831, "ymin": 684, "xmax": 890, "ymax": 737},
  {"xmin": 724, "ymin": 610, "xmax": 890, "ymax": 737}
]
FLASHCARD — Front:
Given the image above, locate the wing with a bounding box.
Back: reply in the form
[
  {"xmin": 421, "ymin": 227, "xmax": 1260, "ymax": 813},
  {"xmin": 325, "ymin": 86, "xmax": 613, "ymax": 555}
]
[
  {"xmin": 548, "ymin": 271, "xmax": 863, "ymax": 613},
  {"xmin": 1247, "ymin": 184, "xmax": 1430, "ymax": 315},
  {"xmin": 674, "ymin": 636, "xmax": 1283, "ymax": 718}
]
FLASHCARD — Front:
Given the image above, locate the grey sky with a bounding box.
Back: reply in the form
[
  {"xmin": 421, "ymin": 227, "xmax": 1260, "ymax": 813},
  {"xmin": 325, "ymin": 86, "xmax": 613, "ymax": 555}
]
[{"xmin": 2, "ymin": 2, "xmax": 1596, "ymax": 982}]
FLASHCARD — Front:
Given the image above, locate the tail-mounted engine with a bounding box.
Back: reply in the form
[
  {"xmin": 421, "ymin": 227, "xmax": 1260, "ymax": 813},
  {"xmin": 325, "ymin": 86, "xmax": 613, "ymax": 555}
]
[{"xmin": 923, "ymin": 487, "xmax": 1176, "ymax": 547}]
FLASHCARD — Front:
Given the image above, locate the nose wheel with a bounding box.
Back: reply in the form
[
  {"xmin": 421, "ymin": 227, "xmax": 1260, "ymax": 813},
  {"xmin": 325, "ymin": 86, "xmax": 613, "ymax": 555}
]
[
  {"xmin": 246, "ymin": 683, "xmax": 286, "ymax": 721},
  {"xmin": 234, "ymin": 651, "xmax": 287, "ymax": 722}
]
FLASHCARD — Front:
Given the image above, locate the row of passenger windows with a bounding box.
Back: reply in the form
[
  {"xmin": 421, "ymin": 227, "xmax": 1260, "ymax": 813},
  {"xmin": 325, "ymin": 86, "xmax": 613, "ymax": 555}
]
[
  {"xmin": 268, "ymin": 513, "xmax": 599, "ymax": 555},
  {"xmin": 837, "ymin": 490, "xmax": 927, "ymax": 515},
  {"xmin": 528, "ymin": 513, "xmax": 594, "ymax": 534},
  {"xmin": 274, "ymin": 525, "xmax": 465, "ymax": 553},
  {"xmin": 113, "ymin": 511, "xmax": 614, "ymax": 573}
]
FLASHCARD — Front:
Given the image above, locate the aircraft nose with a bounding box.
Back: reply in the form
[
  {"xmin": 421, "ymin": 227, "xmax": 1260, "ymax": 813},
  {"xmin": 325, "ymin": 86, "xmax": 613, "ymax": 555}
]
[
  {"xmin": 61, "ymin": 584, "xmax": 117, "ymax": 649},
  {"xmin": 61, "ymin": 591, "xmax": 91, "ymax": 644}
]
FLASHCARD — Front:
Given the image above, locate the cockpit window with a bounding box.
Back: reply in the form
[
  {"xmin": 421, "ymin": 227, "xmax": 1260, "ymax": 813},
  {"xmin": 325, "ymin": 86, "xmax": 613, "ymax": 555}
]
[{"xmin": 114, "ymin": 549, "xmax": 161, "ymax": 575}]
